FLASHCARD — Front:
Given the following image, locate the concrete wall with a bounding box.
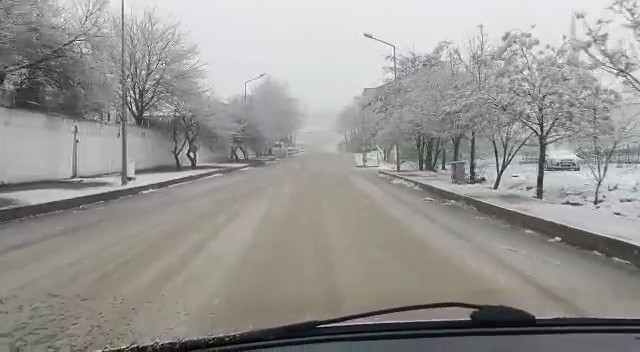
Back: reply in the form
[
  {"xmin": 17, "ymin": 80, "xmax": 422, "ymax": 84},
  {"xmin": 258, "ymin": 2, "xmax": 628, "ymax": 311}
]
[{"xmin": 0, "ymin": 108, "xmax": 223, "ymax": 184}]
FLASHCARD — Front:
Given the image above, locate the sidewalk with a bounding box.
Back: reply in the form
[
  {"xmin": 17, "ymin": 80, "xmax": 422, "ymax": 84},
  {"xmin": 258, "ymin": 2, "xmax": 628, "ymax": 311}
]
[{"xmin": 0, "ymin": 162, "xmax": 249, "ymax": 211}]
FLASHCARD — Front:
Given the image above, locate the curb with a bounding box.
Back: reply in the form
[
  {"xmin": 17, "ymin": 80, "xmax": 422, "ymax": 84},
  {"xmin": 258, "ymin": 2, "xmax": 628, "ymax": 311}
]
[
  {"xmin": 379, "ymin": 170, "xmax": 640, "ymax": 269},
  {"xmin": 0, "ymin": 164, "xmax": 254, "ymax": 223}
]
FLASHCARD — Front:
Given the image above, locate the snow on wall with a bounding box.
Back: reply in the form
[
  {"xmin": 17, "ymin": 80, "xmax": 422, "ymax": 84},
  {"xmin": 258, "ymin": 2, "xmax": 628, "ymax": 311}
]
[{"xmin": 0, "ymin": 108, "xmax": 224, "ymax": 184}]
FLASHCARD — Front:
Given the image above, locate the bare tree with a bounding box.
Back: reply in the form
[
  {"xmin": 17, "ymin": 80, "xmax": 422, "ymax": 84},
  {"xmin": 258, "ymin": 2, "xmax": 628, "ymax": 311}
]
[
  {"xmin": 120, "ymin": 10, "xmax": 205, "ymax": 125},
  {"xmin": 572, "ymin": 82, "xmax": 632, "ymax": 204},
  {"xmin": 169, "ymin": 115, "xmax": 187, "ymax": 170},
  {"xmin": 476, "ymin": 49, "xmax": 533, "ymax": 189},
  {"xmin": 576, "ymin": 1, "xmax": 640, "ymax": 95},
  {"xmin": 482, "ymin": 106, "xmax": 532, "ymax": 189}
]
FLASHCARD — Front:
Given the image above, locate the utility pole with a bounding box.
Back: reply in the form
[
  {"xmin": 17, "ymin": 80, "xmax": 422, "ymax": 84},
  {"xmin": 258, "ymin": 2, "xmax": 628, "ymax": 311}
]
[
  {"xmin": 364, "ymin": 33, "xmax": 400, "ymax": 172},
  {"xmin": 361, "ymin": 100, "xmax": 367, "ymax": 166},
  {"xmin": 392, "ymin": 44, "xmax": 399, "ymax": 172},
  {"xmin": 72, "ymin": 125, "xmax": 78, "ymax": 178},
  {"xmin": 120, "ymin": 0, "xmax": 128, "ymax": 185},
  {"xmin": 244, "ymin": 73, "xmax": 266, "ymax": 105}
]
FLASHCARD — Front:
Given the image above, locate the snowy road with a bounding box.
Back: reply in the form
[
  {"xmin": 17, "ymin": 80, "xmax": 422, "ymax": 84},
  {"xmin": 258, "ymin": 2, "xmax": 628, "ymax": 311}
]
[{"xmin": 1, "ymin": 140, "xmax": 640, "ymax": 349}]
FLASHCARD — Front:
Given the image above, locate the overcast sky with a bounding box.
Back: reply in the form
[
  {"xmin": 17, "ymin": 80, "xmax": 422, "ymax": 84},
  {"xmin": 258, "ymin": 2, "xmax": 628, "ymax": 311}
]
[{"xmin": 113, "ymin": 0, "xmax": 612, "ymax": 124}]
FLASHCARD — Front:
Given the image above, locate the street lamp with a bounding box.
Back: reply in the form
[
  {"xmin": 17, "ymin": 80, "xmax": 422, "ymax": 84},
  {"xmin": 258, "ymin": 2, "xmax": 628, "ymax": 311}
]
[
  {"xmin": 363, "ymin": 32, "xmax": 399, "ymax": 171},
  {"xmin": 244, "ymin": 73, "xmax": 266, "ymax": 104},
  {"xmin": 120, "ymin": 0, "xmax": 128, "ymax": 185},
  {"xmin": 363, "ymin": 33, "xmax": 397, "ymax": 82}
]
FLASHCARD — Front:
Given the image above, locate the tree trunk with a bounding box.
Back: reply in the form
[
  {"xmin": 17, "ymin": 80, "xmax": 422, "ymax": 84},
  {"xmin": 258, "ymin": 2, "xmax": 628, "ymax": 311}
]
[
  {"xmin": 432, "ymin": 139, "xmax": 442, "ymax": 170},
  {"xmin": 469, "ymin": 131, "xmax": 476, "ymax": 182},
  {"xmin": 424, "ymin": 139, "xmax": 434, "ymax": 171},
  {"xmin": 187, "ymin": 150, "xmax": 197, "ymax": 169},
  {"xmin": 452, "ymin": 135, "xmax": 462, "ymax": 161},
  {"xmin": 395, "ymin": 143, "xmax": 400, "ymax": 172},
  {"xmin": 230, "ymin": 146, "xmax": 239, "ymax": 162},
  {"xmin": 594, "ymin": 181, "xmax": 602, "ymax": 205},
  {"xmin": 173, "ymin": 154, "xmax": 181, "ymax": 170},
  {"xmin": 416, "ymin": 137, "xmax": 424, "ymax": 171},
  {"xmin": 490, "ymin": 138, "xmax": 501, "ymax": 190},
  {"xmin": 535, "ymin": 139, "xmax": 547, "ymax": 199},
  {"xmin": 492, "ymin": 172, "xmax": 502, "ymax": 190},
  {"xmin": 132, "ymin": 111, "xmax": 144, "ymax": 126},
  {"xmin": 239, "ymin": 145, "xmax": 248, "ymax": 161},
  {"xmin": 441, "ymin": 147, "xmax": 446, "ymax": 170}
]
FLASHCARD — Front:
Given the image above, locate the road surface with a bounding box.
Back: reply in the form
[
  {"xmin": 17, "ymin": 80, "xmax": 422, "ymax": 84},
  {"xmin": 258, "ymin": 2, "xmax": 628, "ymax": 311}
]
[{"xmin": 1, "ymin": 133, "xmax": 640, "ymax": 349}]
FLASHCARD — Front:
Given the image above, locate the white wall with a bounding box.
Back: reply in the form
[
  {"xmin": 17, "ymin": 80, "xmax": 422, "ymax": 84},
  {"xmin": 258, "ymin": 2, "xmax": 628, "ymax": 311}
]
[{"xmin": 0, "ymin": 108, "xmax": 224, "ymax": 184}]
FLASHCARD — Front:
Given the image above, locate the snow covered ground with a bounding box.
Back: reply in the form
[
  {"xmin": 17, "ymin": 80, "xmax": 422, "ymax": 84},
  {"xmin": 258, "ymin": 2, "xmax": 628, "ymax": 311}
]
[
  {"xmin": 0, "ymin": 163, "xmax": 248, "ymax": 209},
  {"xmin": 353, "ymin": 150, "xmax": 384, "ymax": 167},
  {"xmin": 379, "ymin": 160, "xmax": 419, "ymax": 171},
  {"xmin": 380, "ymin": 160, "xmax": 640, "ymax": 246},
  {"xmin": 476, "ymin": 161, "xmax": 640, "ymax": 220}
]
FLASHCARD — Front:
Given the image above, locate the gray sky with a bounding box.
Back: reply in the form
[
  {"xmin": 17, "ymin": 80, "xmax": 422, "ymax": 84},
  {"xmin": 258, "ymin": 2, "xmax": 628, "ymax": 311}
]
[{"xmin": 115, "ymin": 0, "xmax": 612, "ymax": 123}]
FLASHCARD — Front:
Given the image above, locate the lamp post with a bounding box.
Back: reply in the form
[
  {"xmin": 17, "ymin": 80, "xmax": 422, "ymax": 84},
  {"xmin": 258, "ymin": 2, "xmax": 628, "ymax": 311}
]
[
  {"xmin": 119, "ymin": 0, "xmax": 129, "ymax": 185},
  {"xmin": 244, "ymin": 73, "xmax": 266, "ymax": 105},
  {"xmin": 363, "ymin": 33, "xmax": 399, "ymax": 171}
]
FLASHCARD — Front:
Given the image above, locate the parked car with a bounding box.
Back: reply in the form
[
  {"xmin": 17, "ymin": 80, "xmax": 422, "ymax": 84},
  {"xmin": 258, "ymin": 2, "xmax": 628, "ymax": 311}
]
[{"xmin": 545, "ymin": 158, "xmax": 580, "ymax": 171}]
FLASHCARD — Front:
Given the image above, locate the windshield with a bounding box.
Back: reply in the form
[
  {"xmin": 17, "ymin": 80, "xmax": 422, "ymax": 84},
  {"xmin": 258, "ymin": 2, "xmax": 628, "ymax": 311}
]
[{"xmin": 2, "ymin": 0, "xmax": 640, "ymax": 350}]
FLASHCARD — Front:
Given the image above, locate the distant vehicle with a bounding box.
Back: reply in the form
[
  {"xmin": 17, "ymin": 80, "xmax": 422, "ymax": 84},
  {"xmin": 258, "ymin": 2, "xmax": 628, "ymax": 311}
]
[{"xmin": 545, "ymin": 158, "xmax": 580, "ymax": 171}]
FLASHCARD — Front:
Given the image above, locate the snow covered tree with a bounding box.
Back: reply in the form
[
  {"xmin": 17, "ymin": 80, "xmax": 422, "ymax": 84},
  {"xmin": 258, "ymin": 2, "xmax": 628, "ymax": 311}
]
[
  {"xmin": 212, "ymin": 78, "xmax": 301, "ymax": 160},
  {"xmin": 438, "ymin": 48, "xmax": 472, "ymax": 164},
  {"xmin": 571, "ymin": 77, "xmax": 633, "ymax": 204},
  {"xmin": 1, "ymin": 0, "xmax": 115, "ymax": 116},
  {"xmin": 358, "ymin": 87, "xmax": 396, "ymax": 160},
  {"xmin": 0, "ymin": 0, "xmax": 110, "ymax": 88},
  {"xmin": 480, "ymin": 80, "xmax": 532, "ymax": 189},
  {"xmin": 495, "ymin": 31, "xmax": 583, "ymax": 199},
  {"xmin": 336, "ymin": 101, "xmax": 361, "ymax": 151},
  {"xmin": 376, "ymin": 43, "xmax": 453, "ymax": 171},
  {"xmin": 167, "ymin": 91, "xmax": 221, "ymax": 169},
  {"xmin": 453, "ymin": 25, "xmax": 492, "ymax": 181},
  {"xmin": 575, "ymin": 1, "xmax": 640, "ymax": 95},
  {"xmin": 249, "ymin": 78, "xmax": 302, "ymax": 148},
  {"xmin": 367, "ymin": 81, "xmax": 404, "ymax": 171}
]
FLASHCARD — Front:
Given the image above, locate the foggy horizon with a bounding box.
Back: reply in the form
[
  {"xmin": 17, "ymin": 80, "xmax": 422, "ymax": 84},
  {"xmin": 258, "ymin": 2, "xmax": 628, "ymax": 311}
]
[{"xmin": 110, "ymin": 0, "xmax": 612, "ymax": 123}]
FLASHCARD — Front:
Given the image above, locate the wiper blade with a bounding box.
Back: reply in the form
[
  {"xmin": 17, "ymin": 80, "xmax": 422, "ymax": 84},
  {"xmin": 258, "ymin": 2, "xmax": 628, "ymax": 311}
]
[
  {"xmin": 302, "ymin": 302, "xmax": 535, "ymax": 327},
  {"xmin": 104, "ymin": 302, "xmax": 535, "ymax": 351}
]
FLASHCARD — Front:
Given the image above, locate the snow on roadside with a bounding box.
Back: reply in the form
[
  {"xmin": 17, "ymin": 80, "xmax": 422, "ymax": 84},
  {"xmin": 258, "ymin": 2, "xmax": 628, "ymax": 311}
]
[
  {"xmin": 353, "ymin": 152, "xmax": 383, "ymax": 167},
  {"xmin": 0, "ymin": 168, "xmax": 225, "ymax": 208},
  {"xmin": 198, "ymin": 162, "xmax": 249, "ymax": 169},
  {"xmin": 379, "ymin": 160, "xmax": 419, "ymax": 171},
  {"xmin": 480, "ymin": 162, "xmax": 640, "ymax": 220},
  {"xmin": 397, "ymin": 161, "xmax": 640, "ymax": 221},
  {"xmin": 385, "ymin": 163, "xmax": 640, "ymax": 246},
  {"xmin": 390, "ymin": 178, "xmax": 422, "ymax": 190}
]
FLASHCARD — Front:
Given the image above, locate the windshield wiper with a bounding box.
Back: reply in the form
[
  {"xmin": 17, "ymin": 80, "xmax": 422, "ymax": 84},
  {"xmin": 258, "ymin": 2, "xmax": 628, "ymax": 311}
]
[
  {"xmin": 247, "ymin": 302, "xmax": 535, "ymax": 336},
  {"xmin": 281, "ymin": 301, "xmax": 536, "ymax": 328},
  {"xmin": 104, "ymin": 302, "xmax": 535, "ymax": 351}
]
